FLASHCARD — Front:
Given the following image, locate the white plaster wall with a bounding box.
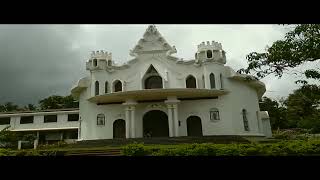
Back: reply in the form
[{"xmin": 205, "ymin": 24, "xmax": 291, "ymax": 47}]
[
  {"xmin": 80, "ymin": 86, "xmax": 127, "ymax": 140},
  {"xmin": 80, "ymin": 91, "xmax": 263, "ymax": 140},
  {"xmin": 179, "ymin": 99, "xmax": 234, "ymax": 136},
  {"xmin": 0, "ymin": 112, "xmax": 79, "ymax": 131},
  {"xmin": 221, "ymin": 79, "xmax": 263, "ymax": 136},
  {"xmin": 91, "ymin": 53, "xmax": 213, "ymax": 95},
  {"xmin": 262, "ymin": 118, "xmax": 272, "ymax": 138},
  {"xmin": 79, "ymin": 51, "xmax": 266, "ymax": 139}
]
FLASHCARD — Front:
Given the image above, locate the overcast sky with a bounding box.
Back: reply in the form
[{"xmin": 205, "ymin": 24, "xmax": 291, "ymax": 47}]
[{"xmin": 0, "ymin": 24, "xmax": 317, "ymax": 106}]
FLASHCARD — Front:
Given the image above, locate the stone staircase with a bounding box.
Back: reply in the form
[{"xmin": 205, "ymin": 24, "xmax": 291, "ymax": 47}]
[
  {"xmin": 70, "ymin": 135, "xmax": 251, "ymax": 149},
  {"xmin": 65, "ymin": 148, "xmax": 122, "ymax": 156}
]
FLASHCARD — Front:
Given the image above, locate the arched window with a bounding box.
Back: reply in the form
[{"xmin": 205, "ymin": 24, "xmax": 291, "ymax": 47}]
[
  {"xmin": 202, "ymin": 75, "xmax": 205, "ymax": 88},
  {"xmin": 145, "ymin": 76, "xmax": 163, "ymax": 89},
  {"xmin": 95, "ymin": 81, "xmax": 99, "ymax": 96},
  {"xmin": 195, "ymin": 53, "xmax": 198, "ymax": 59},
  {"xmin": 207, "ymin": 50, "xmax": 213, "ymax": 58},
  {"xmin": 97, "ymin": 114, "xmax": 105, "ymax": 126},
  {"xmin": 105, "ymin": 81, "xmax": 109, "ymax": 93},
  {"xmin": 220, "ymin": 73, "xmax": 223, "ymax": 89},
  {"xmin": 143, "ymin": 65, "xmax": 163, "ymax": 89},
  {"xmin": 114, "ymin": 80, "xmax": 122, "ymax": 92},
  {"xmin": 107, "ymin": 60, "xmax": 112, "ymax": 66},
  {"xmin": 186, "ymin": 75, "xmax": 196, "ymax": 88},
  {"xmin": 242, "ymin": 109, "xmax": 249, "ymax": 131},
  {"xmin": 210, "ymin": 108, "xmax": 220, "ymax": 121},
  {"xmin": 93, "ymin": 59, "xmax": 97, "ymax": 67},
  {"xmin": 210, "ymin": 73, "xmax": 215, "ymax": 89}
]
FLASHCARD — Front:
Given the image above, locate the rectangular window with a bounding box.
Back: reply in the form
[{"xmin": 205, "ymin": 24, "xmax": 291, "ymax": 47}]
[
  {"xmin": 0, "ymin": 117, "xmax": 10, "ymax": 125},
  {"xmin": 20, "ymin": 116, "xmax": 34, "ymax": 124},
  {"xmin": 210, "ymin": 109, "xmax": 220, "ymax": 121},
  {"xmin": 68, "ymin": 114, "xmax": 79, "ymax": 122},
  {"xmin": 97, "ymin": 114, "xmax": 105, "ymax": 126},
  {"xmin": 44, "ymin": 115, "xmax": 57, "ymax": 123}
]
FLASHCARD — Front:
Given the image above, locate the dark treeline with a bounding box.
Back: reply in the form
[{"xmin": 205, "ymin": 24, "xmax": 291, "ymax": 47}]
[
  {"xmin": 0, "ymin": 95, "xmax": 79, "ymax": 112},
  {"xmin": 260, "ymin": 84, "xmax": 320, "ymax": 133}
]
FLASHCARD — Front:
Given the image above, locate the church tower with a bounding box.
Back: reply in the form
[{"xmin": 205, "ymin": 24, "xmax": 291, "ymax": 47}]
[
  {"xmin": 195, "ymin": 41, "xmax": 226, "ymax": 64},
  {"xmin": 86, "ymin": 50, "xmax": 113, "ymax": 71}
]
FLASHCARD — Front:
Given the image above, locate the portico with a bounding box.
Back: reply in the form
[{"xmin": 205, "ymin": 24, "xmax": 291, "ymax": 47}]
[
  {"xmin": 88, "ymin": 89, "xmax": 227, "ymax": 139},
  {"xmin": 121, "ymin": 96, "xmax": 181, "ymax": 139}
]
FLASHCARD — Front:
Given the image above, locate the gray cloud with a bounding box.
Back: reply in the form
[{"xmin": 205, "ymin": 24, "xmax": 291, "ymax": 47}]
[
  {"xmin": 0, "ymin": 25, "xmax": 86, "ymax": 105},
  {"xmin": 0, "ymin": 24, "xmax": 316, "ymax": 106}
]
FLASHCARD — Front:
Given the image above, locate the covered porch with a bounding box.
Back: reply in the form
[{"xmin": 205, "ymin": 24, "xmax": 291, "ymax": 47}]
[{"xmin": 88, "ymin": 88, "xmax": 228, "ymax": 139}]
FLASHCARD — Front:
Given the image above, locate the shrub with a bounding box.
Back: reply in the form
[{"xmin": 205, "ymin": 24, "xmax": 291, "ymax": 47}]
[
  {"xmin": 121, "ymin": 139, "xmax": 320, "ymax": 156},
  {"xmin": 0, "ymin": 148, "xmax": 11, "ymax": 156},
  {"xmin": 122, "ymin": 143, "xmax": 148, "ymax": 156},
  {"xmin": 38, "ymin": 141, "xmax": 68, "ymax": 149}
]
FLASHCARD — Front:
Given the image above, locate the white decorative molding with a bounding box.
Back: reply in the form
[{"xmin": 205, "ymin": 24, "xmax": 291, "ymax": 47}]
[
  {"xmin": 188, "ymin": 111, "xmax": 199, "ymax": 117},
  {"xmin": 115, "ymin": 113, "xmax": 124, "ymax": 119},
  {"xmin": 148, "ymin": 104, "xmax": 164, "ymax": 109}
]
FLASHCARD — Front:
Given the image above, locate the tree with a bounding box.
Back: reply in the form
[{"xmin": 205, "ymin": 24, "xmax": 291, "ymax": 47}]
[
  {"xmin": 0, "ymin": 102, "xmax": 20, "ymax": 112},
  {"xmin": 39, "ymin": 95, "xmax": 78, "ymax": 110},
  {"xmin": 285, "ymin": 85, "xmax": 320, "ymax": 129},
  {"xmin": 0, "ymin": 126, "xmax": 19, "ymax": 148},
  {"xmin": 238, "ymin": 24, "xmax": 320, "ymax": 83},
  {"xmin": 62, "ymin": 95, "xmax": 79, "ymax": 109},
  {"xmin": 26, "ymin": 104, "xmax": 36, "ymax": 111},
  {"xmin": 284, "ymin": 84, "xmax": 320, "ymax": 132},
  {"xmin": 259, "ymin": 97, "xmax": 288, "ymax": 130}
]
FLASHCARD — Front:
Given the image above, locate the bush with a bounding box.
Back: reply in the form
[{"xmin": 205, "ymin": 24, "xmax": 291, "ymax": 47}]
[
  {"xmin": 38, "ymin": 141, "xmax": 68, "ymax": 149},
  {"xmin": 0, "ymin": 148, "xmax": 11, "ymax": 156},
  {"xmin": 0, "ymin": 126, "xmax": 19, "ymax": 148},
  {"xmin": 273, "ymin": 128, "xmax": 311, "ymax": 140},
  {"xmin": 121, "ymin": 139, "xmax": 320, "ymax": 156},
  {"xmin": 122, "ymin": 143, "xmax": 148, "ymax": 156}
]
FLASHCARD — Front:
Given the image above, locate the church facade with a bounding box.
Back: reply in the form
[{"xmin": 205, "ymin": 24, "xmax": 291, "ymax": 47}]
[{"xmin": 71, "ymin": 25, "xmax": 272, "ymax": 140}]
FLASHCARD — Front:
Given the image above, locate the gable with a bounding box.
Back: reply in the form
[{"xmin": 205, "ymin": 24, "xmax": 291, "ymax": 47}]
[
  {"xmin": 131, "ymin": 25, "xmax": 176, "ymax": 55},
  {"xmin": 146, "ymin": 65, "xmax": 158, "ymax": 74}
]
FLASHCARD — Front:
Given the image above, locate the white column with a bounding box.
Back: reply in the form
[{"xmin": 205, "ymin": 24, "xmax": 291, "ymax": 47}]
[
  {"xmin": 60, "ymin": 132, "xmax": 64, "ymax": 141},
  {"xmin": 18, "ymin": 141, "xmax": 22, "ymax": 150},
  {"xmin": 78, "ymin": 120, "xmax": 81, "ymax": 140},
  {"xmin": 167, "ymin": 105, "xmax": 174, "ymax": 137},
  {"xmin": 130, "ymin": 106, "xmax": 136, "ymax": 138},
  {"xmin": 34, "ymin": 139, "xmax": 38, "ymax": 150},
  {"xmin": 165, "ymin": 97, "xmax": 180, "ymax": 137},
  {"xmin": 173, "ymin": 104, "xmax": 179, "ymax": 137},
  {"xmin": 125, "ymin": 107, "xmax": 131, "ymax": 139}
]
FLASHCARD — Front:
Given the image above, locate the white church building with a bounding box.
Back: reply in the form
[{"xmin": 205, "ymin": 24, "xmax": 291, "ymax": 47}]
[{"xmin": 71, "ymin": 25, "xmax": 272, "ymax": 140}]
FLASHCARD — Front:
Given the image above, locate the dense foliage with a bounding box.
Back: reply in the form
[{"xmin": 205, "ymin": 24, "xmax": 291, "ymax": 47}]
[
  {"xmin": 260, "ymin": 84, "xmax": 320, "ymax": 132},
  {"xmin": 0, "ymin": 126, "xmax": 38, "ymax": 149},
  {"xmin": 0, "ymin": 126, "xmax": 19, "ymax": 148},
  {"xmin": 121, "ymin": 139, "xmax": 320, "ymax": 156},
  {"xmin": 38, "ymin": 95, "xmax": 78, "ymax": 110},
  {"xmin": 0, "ymin": 94, "xmax": 78, "ymax": 112},
  {"xmin": 259, "ymin": 97, "xmax": 288, "ymax": 129},
  {"xmin": 238, "ymin": 24, "xmax": 320, "ymax": 82}
]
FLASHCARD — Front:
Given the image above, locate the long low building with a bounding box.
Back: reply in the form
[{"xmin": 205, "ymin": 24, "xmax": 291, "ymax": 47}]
[{"xmin": 0, "ymin": 108, "xmax": 79, "ymax": 144}]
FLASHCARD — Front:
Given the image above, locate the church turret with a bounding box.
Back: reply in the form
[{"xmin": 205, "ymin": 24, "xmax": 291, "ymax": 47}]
[
  {"xmin": 195, "ymin": 41, "xmax": 226, "ymax": 64},
  {"xmin": 86, "ymin": 50, "xmax": 113, "ymax": 71}
]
